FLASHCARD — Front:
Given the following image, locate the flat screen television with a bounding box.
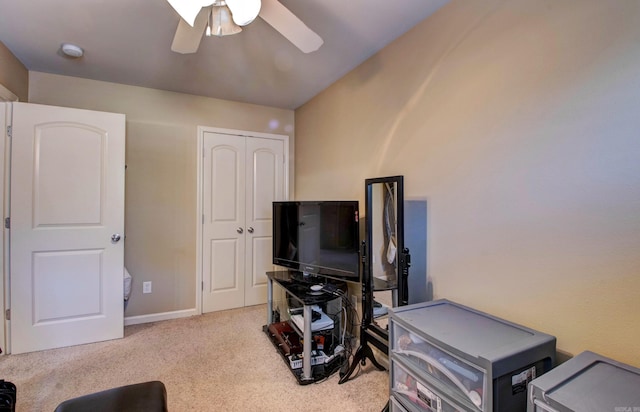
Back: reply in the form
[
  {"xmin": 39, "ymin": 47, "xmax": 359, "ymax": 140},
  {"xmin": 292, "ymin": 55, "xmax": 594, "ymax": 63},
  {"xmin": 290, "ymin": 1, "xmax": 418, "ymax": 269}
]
[{"xmin": 272, "ymin": 201, "xmax": 360, "ymax": 281}]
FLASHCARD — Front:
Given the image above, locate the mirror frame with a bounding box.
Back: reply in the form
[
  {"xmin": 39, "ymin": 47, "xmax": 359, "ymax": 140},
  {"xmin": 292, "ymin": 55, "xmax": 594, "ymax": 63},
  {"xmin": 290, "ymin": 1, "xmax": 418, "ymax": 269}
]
[
  {"xmin": 339, "ymin": 175, "xmax": 408, "ymax": 384},
  {"xmin": 363, "ymin": 175, "xmax": 405, "ymax": 346}
]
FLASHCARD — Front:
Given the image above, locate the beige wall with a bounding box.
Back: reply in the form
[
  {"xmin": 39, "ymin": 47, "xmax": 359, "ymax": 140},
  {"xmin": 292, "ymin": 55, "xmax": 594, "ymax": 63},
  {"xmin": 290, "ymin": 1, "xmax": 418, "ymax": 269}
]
[
  {"xmin": 29, "ymin": 72, "xmax": 295, "ymax": 318},
  {"xmin": 295, "ymin": 0, "xmax": 640, "ymax": 366},
  {"xmin": 0, "ymin": 42, "xmax": 28, "ymax": 101}
]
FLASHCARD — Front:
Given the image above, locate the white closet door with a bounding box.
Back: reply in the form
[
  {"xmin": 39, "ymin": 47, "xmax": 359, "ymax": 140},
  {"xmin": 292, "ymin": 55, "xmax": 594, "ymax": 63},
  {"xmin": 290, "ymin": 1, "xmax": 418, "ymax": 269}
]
[
  {"xmin": 202, "ymin": 132, "xmax": 246, "ymax": 312},
  {"xmin": 202, "ymin": 132, "xmax": 285, "ymax": 312},
  {"xmin": 10, "ymin": 102, "xmax": 125, "ymax": 354},
  {"xmin": 244, "ymin": 137, "xmax": 284, "ymax": 306}
]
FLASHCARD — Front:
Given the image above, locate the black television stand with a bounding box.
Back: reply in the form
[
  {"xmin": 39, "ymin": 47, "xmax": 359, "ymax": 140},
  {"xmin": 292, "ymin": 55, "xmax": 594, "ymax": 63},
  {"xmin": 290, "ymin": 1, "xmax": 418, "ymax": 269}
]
[{"xmin": 263, "ymin": 271, "xmax": 346, "ymax": 385}]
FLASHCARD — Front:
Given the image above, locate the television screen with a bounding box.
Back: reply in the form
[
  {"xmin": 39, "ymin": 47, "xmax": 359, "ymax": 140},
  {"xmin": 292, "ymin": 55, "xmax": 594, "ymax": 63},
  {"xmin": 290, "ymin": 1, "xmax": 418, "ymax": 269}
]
[{"xmin": 273, "ymin": 201, "xmax": 360, "ymax": 281}]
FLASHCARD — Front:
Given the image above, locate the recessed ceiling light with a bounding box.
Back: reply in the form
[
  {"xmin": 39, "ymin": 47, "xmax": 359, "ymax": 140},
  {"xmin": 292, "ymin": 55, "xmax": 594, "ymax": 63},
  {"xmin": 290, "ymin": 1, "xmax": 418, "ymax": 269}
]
[{"xmin": 61, "ymin": 43, "xmax": 84, "ymax": 58}]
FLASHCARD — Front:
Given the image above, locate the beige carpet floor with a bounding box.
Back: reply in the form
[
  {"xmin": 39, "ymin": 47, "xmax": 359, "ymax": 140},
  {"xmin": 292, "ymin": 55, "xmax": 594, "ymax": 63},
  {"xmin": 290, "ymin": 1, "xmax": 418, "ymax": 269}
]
[{"xmin": 0, "ymin": 304, "xmax": 389, "ymax": 411}]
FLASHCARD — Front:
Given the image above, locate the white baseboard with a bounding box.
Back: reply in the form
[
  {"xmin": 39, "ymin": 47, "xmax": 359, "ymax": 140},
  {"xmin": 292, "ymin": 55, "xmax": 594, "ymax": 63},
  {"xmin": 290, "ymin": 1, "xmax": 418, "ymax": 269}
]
[{"xmin": 124, "ymin": 308, "xmax": 199, "ymax": 326}]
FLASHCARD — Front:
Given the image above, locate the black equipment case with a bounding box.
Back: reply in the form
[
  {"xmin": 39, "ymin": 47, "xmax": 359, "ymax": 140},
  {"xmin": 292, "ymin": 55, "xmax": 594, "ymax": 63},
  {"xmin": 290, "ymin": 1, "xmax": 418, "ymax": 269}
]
[{"xmin": 0, "ymin": 380, "xmax": 16, "ymax": 412}]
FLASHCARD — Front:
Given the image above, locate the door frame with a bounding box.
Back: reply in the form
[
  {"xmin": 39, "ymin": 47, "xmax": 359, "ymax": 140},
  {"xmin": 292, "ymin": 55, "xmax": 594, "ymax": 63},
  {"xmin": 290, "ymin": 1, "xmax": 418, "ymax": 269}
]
[
  {"xmin": 195, "ymin": 126, "xmax": 290, "ymax": 314},
  {"xmin": 0, "ymin": 102, "xmax": 9, "ymax": 354},
  {"xmin": 1, "ymin": 96, "xmax": 18, "ymax": 354}
]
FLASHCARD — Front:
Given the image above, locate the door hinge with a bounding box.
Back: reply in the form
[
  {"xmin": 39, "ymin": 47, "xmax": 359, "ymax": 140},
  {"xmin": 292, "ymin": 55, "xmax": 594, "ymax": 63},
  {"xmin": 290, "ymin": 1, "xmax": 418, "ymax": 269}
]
[
  {"xmin": 6, "ymin": 125, "xmax": 11, "ymax": 138},
  {"xmin": 5, "ymin": 309, "xmax": 9, "ymax": 321},
  {"xmin": 202, "ymin": 281, "xmax": 204, "ymax": 291},
  {"xmin": 4, "ymin": 217, "xmax": 9, "ymax": 229}
]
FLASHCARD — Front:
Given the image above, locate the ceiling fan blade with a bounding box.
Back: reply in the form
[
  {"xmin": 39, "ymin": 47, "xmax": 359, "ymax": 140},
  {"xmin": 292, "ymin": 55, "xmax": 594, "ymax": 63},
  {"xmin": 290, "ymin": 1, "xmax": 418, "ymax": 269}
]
[
  {"xmin": 259, "ymin": 0, "xmax": 323, "ymax": 53},
  {"xmin": 171, "ymin": 8, "xmax": 209, "ymax": 54}
]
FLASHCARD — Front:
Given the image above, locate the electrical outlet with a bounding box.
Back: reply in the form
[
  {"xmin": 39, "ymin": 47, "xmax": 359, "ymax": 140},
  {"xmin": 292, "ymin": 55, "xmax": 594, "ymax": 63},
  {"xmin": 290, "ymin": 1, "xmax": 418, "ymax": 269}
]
[
  {"xmin": 352, "ymin": 295, "xmax": 358, "ymax": 308},
  {"xmin": 143, "ymin": 281, "xmax": 152, "ymax": 294}
]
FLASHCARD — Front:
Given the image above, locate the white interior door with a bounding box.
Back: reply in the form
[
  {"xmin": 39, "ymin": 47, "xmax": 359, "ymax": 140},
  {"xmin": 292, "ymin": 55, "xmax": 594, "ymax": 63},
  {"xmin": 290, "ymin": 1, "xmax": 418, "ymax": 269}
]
[
  {"xmin": 244, "ymin": 137, "xmax": 284, "ymax": 306},
  {"xmin": 10, "ymin": 102, "xmax": 125, "ymax": 354},
  {"xmin": 202, "ymin": 133, "xmax": 246, "ymax": 312},
  {"xmin": 202, "ymin": 132, "xmax": 285, "ymax": 312}
]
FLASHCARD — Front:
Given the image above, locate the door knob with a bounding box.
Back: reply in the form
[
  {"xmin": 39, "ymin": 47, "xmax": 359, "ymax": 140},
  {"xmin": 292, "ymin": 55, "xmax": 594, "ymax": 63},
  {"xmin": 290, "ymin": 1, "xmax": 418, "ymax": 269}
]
[
  {"xmin": 111, "ymin": 234, "xmax": 122, "ymax": 243},
  {"xmin": 237, "ymin": 227, "xmax": 244, "ymax": 234},
  {"xmin": 248, "ymin": 227, "xmax": 254, "ymax": 233}
]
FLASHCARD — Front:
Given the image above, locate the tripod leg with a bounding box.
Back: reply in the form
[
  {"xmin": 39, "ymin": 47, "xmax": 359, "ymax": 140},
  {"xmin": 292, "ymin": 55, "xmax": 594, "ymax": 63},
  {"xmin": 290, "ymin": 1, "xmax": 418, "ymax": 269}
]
[
  {"xmin": 362, "ymin": 344, "xmax": 386, "ymax": 371},
  {"xmin": 338, "ymin": 342, "xmax": 386, "ymax": 384}
]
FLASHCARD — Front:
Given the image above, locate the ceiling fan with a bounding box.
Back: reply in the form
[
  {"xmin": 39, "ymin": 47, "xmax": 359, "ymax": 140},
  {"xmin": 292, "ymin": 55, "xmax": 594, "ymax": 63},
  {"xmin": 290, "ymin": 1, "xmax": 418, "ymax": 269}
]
[{"xmin": 167, "ymin": 0, "xmax": 323, "ymax": 54}]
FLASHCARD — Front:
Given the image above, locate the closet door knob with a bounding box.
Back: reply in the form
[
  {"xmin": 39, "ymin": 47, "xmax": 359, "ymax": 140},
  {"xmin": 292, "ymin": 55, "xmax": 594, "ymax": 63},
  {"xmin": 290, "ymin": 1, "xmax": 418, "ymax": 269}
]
[
  {"xmin": 248, "ymin": 227, "xmax": 254, "ymax": 233},
  {"xmin": 237, "ymin": 227, "xmax": 244, "ymax": 234},
  {"xmin": 111, "ymin": 234, "xmax": 121, "ymax": 243}
]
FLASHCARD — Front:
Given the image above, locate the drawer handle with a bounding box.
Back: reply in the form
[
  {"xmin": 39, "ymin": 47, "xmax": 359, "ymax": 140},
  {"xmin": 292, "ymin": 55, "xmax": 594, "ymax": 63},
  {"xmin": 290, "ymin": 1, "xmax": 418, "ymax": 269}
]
[{"xmin": 395, "ymin": 349, "xmax": 482, "ymax": 408}]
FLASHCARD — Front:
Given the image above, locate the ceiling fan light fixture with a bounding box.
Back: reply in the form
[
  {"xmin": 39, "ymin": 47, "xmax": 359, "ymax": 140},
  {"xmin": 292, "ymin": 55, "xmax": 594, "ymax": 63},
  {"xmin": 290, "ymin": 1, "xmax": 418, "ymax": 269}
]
[
  {"xmin": 208, "ymin": 2, "xmax": 242, "ymax": 37},
  {"xmin": 167, "ymin": 0, "xmax": 207, "ymax": 27},
  {"xmin": 226, "ymin": 0, "xmax": 261, "ymax": 26}
]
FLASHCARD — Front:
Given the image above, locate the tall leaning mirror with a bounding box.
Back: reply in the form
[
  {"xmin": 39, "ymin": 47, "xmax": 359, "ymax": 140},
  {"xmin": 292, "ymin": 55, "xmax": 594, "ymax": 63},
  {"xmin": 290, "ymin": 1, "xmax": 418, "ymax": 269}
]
[
  {"xmin": 364, "ymin": 176, "xmax": 408, "ymax": 340},
  {"xmin": 339, "ymin": 175, "xmax": 407, "ymax": 384}
]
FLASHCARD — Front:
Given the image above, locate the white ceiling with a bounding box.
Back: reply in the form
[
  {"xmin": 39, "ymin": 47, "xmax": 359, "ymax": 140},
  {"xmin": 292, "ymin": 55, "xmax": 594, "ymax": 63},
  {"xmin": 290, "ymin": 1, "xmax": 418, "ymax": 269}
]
[{"xmin": 0, "ymin": 0, "xmax": 448, "ymax": 109}]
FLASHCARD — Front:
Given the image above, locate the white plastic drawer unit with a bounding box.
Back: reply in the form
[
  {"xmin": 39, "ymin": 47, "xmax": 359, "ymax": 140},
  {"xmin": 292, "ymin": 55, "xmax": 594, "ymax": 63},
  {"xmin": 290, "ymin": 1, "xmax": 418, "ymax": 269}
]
[
  {"xmin": 389, "ymin": 300, "xmax": 556, "ymax": 412},
  {"xmin": 390, "ymin": 395, "xmax": 410, "ymax": 412},
  {"xmin": 391, "ymin": 357, "xmax": 471, "ymax": 412},
  {"xmin": 527, "ymin": 351, "xmax": 640, "ymax": 412}
]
